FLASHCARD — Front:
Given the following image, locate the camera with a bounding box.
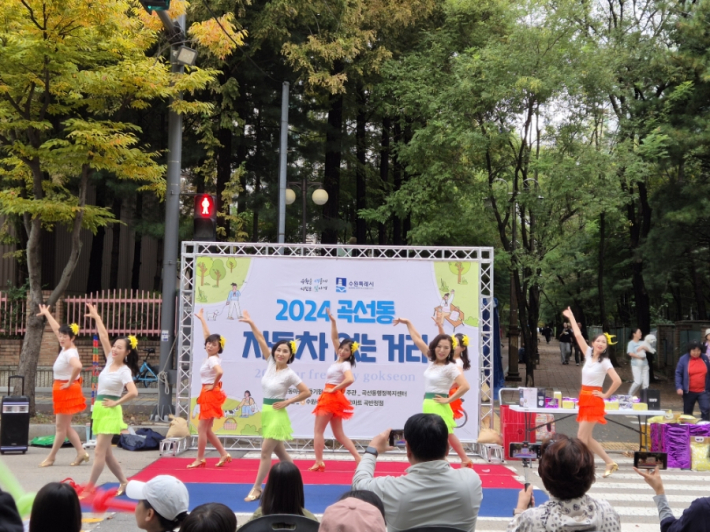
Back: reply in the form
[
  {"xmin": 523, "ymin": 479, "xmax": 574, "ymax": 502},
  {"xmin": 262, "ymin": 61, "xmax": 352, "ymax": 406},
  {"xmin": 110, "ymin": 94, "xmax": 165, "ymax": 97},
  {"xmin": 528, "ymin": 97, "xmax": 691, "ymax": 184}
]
[
  {"xmin": 389, "ymin": 429, "xmax": 406, "ymax": 448},
  {"xmin": 634, "ymin": 451, "xmax": 667, "ymax": 470},
  {"xmin": 509, "ymin": 442, "xmax": 542, "ymax": 460}
]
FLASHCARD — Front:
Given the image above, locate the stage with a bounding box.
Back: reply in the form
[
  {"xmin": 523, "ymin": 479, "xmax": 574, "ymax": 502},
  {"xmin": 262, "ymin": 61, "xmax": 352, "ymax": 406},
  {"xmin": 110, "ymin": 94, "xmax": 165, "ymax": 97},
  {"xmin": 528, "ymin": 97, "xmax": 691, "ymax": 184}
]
[{"xmin": 98, "ymin": 457, "xmax": 548, "ymax": 517}]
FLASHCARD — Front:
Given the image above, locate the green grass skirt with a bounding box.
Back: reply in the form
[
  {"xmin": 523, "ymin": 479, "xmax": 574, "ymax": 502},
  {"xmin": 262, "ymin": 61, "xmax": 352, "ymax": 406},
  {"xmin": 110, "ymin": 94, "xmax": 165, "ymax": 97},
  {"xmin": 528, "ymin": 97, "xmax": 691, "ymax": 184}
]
[
  {"xmin": 92, "ymin": 401, "xmax": 127, "ymax": 435},
  {"xmin": 261, "ymin": 404, "xmax": 293, "ymax": 441},
  {"xmin": 422, "ymin": 398, "xmax": 455, "ymax": 434}
]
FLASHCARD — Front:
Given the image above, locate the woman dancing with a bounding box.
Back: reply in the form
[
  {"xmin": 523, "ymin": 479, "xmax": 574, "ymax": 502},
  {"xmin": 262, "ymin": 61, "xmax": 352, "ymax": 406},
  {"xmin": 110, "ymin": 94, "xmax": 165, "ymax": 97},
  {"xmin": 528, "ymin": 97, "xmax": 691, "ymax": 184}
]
[
  {"xmin": 84, "ymin": 303, "xmax": 139, "ymax": 496},
  {"xmin": 188, "ymin": 309, "xmax": 232, "ymax": 469},
  {"xmin": 435, "ymin": 314, "xmax": 471, "ymax": 421},
  {"xmin": 394, "ymin": 317, "xmax": 473, "ymax": 467},
  {"xmin": 308, "ymin": 309, "xmax": 361, "ymax": 472},
  {"xmin": 239, "ymin": 311, "xmax": 312, "ymax": 502},
  {"xmin": 562, "ymin": 307, "xmax": 622, "ymax": 477},
  {"xmin": 37, "ymin": 305, "xmax": 87, "ymax": 468}
]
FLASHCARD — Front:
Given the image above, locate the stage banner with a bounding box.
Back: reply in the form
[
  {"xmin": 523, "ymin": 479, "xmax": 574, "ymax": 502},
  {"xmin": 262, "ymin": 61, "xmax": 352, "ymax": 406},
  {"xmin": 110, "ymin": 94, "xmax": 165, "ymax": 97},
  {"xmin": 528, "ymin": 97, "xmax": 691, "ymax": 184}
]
[{"xmin": 189, "ymin": 257, "xmax": 481, "ymax": 441}]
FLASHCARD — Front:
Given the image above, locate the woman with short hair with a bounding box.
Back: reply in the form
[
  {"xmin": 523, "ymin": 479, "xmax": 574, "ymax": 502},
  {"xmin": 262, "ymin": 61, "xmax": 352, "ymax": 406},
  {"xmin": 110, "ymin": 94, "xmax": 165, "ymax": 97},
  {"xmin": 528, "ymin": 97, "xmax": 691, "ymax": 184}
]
[
  {"xmin": 675, "ymin": 341, "xmax": 710, "ymax": 421},
  {"xmin": 508, "ymin": 434, "xmax": 621, "ymax": 531}
]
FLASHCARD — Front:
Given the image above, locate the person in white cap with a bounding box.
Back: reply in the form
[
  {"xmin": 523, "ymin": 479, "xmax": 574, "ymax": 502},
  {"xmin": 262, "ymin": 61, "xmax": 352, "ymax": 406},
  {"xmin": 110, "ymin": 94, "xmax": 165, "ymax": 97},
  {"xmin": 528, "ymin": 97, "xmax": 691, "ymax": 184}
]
[{"xmin": 126, "ymin": 475, "xmax": 190, "ymax": 532}]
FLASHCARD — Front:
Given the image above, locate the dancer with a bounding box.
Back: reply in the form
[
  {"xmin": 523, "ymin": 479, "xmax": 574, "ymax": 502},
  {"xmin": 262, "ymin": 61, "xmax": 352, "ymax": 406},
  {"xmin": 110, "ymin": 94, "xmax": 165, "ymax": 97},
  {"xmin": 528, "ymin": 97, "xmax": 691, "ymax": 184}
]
[
  {"xmin": 37, "ymin": 304, "xmax": 88, "ymax": 468},
  {"xmin": 239, "ymin": 311, "xmax": 312, "ymax": 502},
  {"xmin": 188, "ymin": 309, "xmax": 232, "ymax": 469},
  {"xmin": 627, "ymin": 328, "xmax": 650, "ymax": 396},
  {"xmin": 84, "ymin": 303, "xmax": 139, "ymax": 496},
  {"xmin": 394, "ymin": 317, "xmax": 473, "ymax": 467},
  {"xmin": 562, "ymin": 307, "xmax": 622, "ymax": 477},
  {"xmin": 435, "ymin": 314, "xmax": 471, "ymax": 421},
  {"xmin": 308, "ymin": 309, "xmax": 361, "ymax": 472}
]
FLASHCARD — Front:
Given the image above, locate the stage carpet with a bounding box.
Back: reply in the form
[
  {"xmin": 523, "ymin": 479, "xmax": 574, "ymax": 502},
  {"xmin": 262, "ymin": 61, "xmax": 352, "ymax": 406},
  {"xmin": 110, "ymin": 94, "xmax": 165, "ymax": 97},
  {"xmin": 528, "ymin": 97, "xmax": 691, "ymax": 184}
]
[{"xmin": 101, "ymin": 458, "xmax": 548, "ymax": 516}]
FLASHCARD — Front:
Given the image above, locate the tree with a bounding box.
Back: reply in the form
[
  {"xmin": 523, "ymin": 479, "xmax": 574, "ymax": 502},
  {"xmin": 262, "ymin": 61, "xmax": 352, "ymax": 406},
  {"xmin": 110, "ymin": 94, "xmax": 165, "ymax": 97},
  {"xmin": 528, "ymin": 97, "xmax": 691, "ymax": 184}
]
[
  {"xmin": 196, "ymin": 257, "xmax": 214, "ymax": 286},
  {"xmin": 0, "ymin": 0, "xmax": 216, "ymax": 412},
  {"xmin": 210, "ymin": 259, "xmax": 226, "ymax": 287},
  {"xmin": 449, "ymin": 262, "xmax": 471, "ymax": 285},
  {"xmin": 226, "ymin": 257, "xmax": 237, "ymax": 274}
]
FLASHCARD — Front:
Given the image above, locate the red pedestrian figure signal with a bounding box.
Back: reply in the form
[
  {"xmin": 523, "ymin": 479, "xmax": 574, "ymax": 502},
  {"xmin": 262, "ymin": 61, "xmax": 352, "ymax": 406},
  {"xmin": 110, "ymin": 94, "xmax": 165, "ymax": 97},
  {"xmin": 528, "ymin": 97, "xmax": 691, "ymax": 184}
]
[
  {"xmin": 195, "ymin": 194, "xmax": 214, "ymax": 218},
  {"xmin": 194, "ymin": 194, "xmax": 217, "ymax": 241}
]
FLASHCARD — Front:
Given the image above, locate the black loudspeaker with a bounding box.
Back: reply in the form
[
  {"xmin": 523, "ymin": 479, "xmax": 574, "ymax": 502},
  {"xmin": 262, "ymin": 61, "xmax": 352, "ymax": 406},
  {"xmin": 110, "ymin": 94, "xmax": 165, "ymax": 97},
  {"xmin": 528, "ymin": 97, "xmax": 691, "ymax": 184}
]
[
  {"xmin": 1, "ymin": 376, "xmax": 30, "ymax": 454},
  {"xmin": 641, "ymin": 389, "xmax": 661, "ymax": 411}
]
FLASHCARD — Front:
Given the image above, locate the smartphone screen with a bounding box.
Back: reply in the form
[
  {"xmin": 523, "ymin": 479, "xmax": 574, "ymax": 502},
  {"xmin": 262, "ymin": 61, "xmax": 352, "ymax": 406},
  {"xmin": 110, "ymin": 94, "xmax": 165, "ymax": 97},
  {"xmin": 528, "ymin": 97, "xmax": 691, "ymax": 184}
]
[
  {"xmin": 509, "ymin": 442, "xmax": 541, "ymax": 460},
  {"xmin": 634, "ymin": 452, "xmax": 667, "ymax": 470},
  {"xmin": 389, "ymin": 429, "xmax": 406, "ymax": 448}
]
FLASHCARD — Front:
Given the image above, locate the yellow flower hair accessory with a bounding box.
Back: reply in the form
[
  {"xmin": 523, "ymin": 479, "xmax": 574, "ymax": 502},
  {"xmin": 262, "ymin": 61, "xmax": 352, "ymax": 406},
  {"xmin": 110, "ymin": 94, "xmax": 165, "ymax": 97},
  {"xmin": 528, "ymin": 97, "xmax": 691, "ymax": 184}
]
[
  {"xmin": 461, "ymin": 335, "xmax": 469, "ymax": 347},
  {"xmin": 603, "ymin": 333, "xmax": 617, "ymax": 346},
  {"xmin": 69, "ymin": 323, "xmax": 79, "ymax": 336},
  {"xmin": 451, "ymin": 336, "xmax": 458, "ymax": 348},
  {"xmin": 219, "ymin": 336, "xmax": 226, "ymax": 349},
  {"xmin": 127, "ymin": 335, "xmax": 138, "ymax": 350},
  {"xmin": 350, "ymin": 341, "xmax": 359, "ymax": 354},
  {"xmin": 289, "ymin": 340, "xmax": 297, "ymax": 355}
]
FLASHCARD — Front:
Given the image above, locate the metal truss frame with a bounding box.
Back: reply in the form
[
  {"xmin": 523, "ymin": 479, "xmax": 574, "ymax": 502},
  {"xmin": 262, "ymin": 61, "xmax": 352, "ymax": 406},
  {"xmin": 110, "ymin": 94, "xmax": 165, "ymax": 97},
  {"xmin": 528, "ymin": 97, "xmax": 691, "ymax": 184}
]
[{"xmin": 176, "ymin": 243, "xmax": 494, "ymax": 453}]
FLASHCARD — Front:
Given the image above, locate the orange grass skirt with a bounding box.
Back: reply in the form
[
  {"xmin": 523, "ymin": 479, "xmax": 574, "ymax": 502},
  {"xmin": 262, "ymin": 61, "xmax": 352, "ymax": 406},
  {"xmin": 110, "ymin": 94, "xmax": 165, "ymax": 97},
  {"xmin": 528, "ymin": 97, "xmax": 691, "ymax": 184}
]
[
  {"xmin": 197, "ymin": 383, "xmax": 227, "ymax": 420},
  {"xmin": 312, "ymin": 384, "xmax": 354, "ymax": 419},
  {"xmin": 449, "ymin": 385, "xmax": 464, "ymax": 420},
  {"xmin": 577, "ymin": 385, "xmax": 606, "ymax": 424},
  {"xmin": 52, "ymin": 378, "xmax": 86, "ymax": 415}
]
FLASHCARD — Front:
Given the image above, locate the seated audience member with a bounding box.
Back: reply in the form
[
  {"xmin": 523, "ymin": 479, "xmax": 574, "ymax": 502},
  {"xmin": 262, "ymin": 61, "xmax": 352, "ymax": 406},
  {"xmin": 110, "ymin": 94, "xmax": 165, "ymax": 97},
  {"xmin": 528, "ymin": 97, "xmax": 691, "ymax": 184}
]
[
  {"xmin": 0, "ymin": 487, "xmax": 23, "ymax": 532},
  {"xmin": 29, "ymin": 482, "xmax": 81, "ymax": 532},
  {"xmin": 338, "ymin": 490, "xmax": 386, "ymax": 522},
  {"xmin": 509, "ymin": 434, "xmax": 620, "ymax": 532},
  {"xmin": 181, "ymin": 503, "xmax": 237, "ymax": 532},
  {"xmin": 352, "ymin": 413, "xmax": 483, "ymax": 532},
  {"xmin": 126, "ymin": 475, "xmax": 189, "ymax": 532},
  {"xmin": 320, "ymin": 498, "xmax": 386, "ymax": 532},
  {"xmin": 636, "ymin": 465, "xmax": 710, "ymax": 532},
  {"xmin": 245, "ymin": 462, "xmax": 318, "ymax": 524}
]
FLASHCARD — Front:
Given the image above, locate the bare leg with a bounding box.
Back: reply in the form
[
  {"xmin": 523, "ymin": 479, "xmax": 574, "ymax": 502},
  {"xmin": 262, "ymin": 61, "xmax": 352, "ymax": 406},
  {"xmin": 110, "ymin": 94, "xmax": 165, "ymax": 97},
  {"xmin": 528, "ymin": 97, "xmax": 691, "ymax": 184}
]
[
  {"xmin": 196, "ymin": 419, "xmax": 208, "ymax": 460},
  {"xmin": 330, "ymin": 417, "xmax": 361, "ymax": 462},
  {"xmin": 88, "ymin": 434, "xmax": 114, "ymax": 485},
  {"xmin": 273, "ymin": 441, "xmax": 292, "ymax": 463},
  {"xmin": 44, "ymin": 414, "xmax": 72, "ymax": 462},
  {"xmin": 313, "ymin": 414, "xmax": 332, "ymax": 464},
  {"xmin": 577, "ymin": 421, "xmax": 613, "ymax": 465},
  {"xmin": 252, "ymin": 438, "xmax": 279, "ymax": 491},
  {"xmin": 448, "ymin": 433, "xmax": 470, "ymax": 462},
  {"xmin": 204, "ymin": 419, "xmax": 228, "ymax": 458},
  {"xmin": 104, "ymin": 445, "xmax": 127, "ymax": 484},
  {"xmin": 65, "ymin": 423, "xmax": 84, "ymax": 455}
]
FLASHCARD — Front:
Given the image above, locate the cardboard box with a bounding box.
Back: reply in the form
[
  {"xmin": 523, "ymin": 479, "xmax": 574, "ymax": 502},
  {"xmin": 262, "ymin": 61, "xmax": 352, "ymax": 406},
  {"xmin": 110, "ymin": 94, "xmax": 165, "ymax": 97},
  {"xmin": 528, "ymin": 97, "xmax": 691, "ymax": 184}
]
[
  {"xmin": 562, "ymin": 400, "xmax": 575, "ymax": 409},
  {"xmin": 519, "ymin": 388, "xmax": 537, "ymax": 409},
  {"xmin": 617, "ymin": 394, "xmax": 633, "ymax": 410},
  {"xmin": 553, "ymin": 391, "xmax": 562, "ymax": 401},
  {"xmin": 545, "ymin": 398, "xmax": 559, "ymax": 408},
  {"xmin": 537, "ymin": 388, "xmax": 546, "ymax": 408},
  {"xmin": 605, "ymin": 400, "xmax": 619, "ymax": 410},
  {"xmin": 632, "ymin": 402, "xmax": 648, "ymax": 410}
]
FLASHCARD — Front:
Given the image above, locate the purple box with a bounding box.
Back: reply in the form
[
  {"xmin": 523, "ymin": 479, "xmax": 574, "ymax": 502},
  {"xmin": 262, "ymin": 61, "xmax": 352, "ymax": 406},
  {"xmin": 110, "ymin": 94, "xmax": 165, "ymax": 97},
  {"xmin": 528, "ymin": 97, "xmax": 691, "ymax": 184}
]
[
  {"xmin": 545, "ymin": 398, "xmax": 559, "ymax": 408},
  {"xmin": 650, "ymin": 423, "xmax": 665, "ymax": 452},
  {"xmin": 665, "ymin": 424, "xmax": 691, "ymax": 469}
]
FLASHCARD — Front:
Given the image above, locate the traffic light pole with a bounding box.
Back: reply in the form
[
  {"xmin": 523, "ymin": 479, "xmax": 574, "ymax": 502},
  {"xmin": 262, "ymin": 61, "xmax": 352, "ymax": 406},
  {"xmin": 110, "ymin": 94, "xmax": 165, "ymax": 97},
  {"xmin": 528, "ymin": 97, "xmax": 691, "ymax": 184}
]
[{"xmin": 153, "ymin": 14, "xmax": 185, "ymax": 421}]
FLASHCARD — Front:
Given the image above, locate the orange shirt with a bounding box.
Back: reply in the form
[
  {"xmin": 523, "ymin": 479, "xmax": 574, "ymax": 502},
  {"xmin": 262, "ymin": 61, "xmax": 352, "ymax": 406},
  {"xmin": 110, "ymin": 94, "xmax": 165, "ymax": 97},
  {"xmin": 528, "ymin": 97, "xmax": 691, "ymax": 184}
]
[{"xmin": 688, "ymin": 357, "xmax": 708, "ymax": 393}]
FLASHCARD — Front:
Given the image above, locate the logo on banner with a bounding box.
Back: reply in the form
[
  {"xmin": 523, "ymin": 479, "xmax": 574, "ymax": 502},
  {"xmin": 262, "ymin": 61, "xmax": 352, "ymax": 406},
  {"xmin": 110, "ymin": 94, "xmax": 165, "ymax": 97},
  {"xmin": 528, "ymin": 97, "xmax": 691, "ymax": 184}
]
[{"xmin": 336, "ymin": 277, "xmax": 347, "ymax": 292}]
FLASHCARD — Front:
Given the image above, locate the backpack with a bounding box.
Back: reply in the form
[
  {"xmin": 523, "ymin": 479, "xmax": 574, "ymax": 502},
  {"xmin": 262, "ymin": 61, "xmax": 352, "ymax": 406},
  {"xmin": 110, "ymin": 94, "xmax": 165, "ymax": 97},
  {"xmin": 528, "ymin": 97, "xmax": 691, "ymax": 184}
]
[{"xmin": 117, "ymin": 428, "xmax": 164, "ymax": 451}]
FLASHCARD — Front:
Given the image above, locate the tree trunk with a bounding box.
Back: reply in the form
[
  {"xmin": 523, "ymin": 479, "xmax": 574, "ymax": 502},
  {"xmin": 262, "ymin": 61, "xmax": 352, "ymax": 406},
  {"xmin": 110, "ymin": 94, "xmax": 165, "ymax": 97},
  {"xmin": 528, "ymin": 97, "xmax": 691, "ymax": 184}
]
[
  {"xmin": 216, "ymin": 126, "xmax": 233, "ymax": 240},
  {"xmin": 131, "ymin": 193, "xmax": 143, "ymax": 290},
  {"xmin": 87, "ymin": 181, "xmax": 107, "ymax": 293},
  {"xmin": 378, "ymin": 117, "xmax": 390, "ymax": 245},
  {"xmin": 690, "ymin": 257, "xmax": 707, "ymax": 320},
  {"xmin": 392, "ymin": 121, "xmax": 403, "ymax": 245},
  {"xmin": 18, "ymin": 164, "xmax": 90, "ymax": 413},
  {"xmin": 322, "ymin": 83, "xmax": 344, "ymax": 244},
  {"xmin": 356, "ymin": 87, "xmax": 367, "ymax": 244},
  {"xmin": 109, "ymin": 196, "xmax": 122, "ymax": 289},
  {"xmin": 153, "ymin": 238, "xmax": 163, "ymax": 292}
]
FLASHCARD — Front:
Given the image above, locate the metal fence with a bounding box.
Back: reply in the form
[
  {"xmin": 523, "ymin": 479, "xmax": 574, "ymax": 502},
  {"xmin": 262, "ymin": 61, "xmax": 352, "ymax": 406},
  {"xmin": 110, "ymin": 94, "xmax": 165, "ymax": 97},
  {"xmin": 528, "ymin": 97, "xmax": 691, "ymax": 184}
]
[
  {"xmin": 0, "ymin": 293, "xmax": 26, "ymax": 335},
  {"xmin": 0, "ymin": 367, "xmax": 93, "ymax": 390},
  {"xmin": 64, "ymin": 289, "xmax": 162, "ymax": 336}
]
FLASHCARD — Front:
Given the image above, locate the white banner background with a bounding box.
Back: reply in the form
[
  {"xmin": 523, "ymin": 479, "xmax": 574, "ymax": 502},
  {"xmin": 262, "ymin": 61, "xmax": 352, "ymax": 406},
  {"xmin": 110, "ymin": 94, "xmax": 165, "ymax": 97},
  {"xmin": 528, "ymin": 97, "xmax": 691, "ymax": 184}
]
[{"xmin": 189, "ymin": 257, "xmax": 480, "ymax": 441}]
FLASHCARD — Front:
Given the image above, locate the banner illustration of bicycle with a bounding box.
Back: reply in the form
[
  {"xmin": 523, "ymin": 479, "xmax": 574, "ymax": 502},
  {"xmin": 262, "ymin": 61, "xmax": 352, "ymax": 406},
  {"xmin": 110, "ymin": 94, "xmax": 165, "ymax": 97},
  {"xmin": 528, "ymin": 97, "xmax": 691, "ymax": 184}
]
[{"xmin": 188, "ymin": 256, "xmax": 482, "ymax": 442}]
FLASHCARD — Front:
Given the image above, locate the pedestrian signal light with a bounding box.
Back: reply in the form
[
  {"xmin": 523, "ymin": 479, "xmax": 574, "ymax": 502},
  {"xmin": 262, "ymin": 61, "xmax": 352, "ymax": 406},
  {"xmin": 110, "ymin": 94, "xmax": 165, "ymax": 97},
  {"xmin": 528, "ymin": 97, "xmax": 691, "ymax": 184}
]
[
  {"xmin": 139, "ymin": 0, "xmax": 171, "ymax": 13},
  {"xmin": 193, "ymin": 194, "xmax": 217, "ymax": 241}
]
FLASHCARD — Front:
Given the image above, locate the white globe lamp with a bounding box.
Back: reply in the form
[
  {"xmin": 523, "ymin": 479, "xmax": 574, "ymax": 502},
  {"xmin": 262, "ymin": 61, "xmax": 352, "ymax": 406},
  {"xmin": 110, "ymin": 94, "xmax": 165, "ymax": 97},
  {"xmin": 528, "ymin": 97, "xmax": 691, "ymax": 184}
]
[
  {"xmin": 285, "ymin": 188, "xmax": 296, "ymax": 205},
  {"xmin": 312, "ymin": 188, "xmax": 328, "ymax": 206}
]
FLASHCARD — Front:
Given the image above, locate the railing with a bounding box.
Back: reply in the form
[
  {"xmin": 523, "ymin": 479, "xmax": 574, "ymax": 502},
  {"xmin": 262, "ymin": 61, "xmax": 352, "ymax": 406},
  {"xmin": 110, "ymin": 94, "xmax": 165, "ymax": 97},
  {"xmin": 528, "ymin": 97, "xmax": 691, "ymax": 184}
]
[
  {"xmin": 0, "ymin": 367, "xmax": 93, "ymax": 390},
  {"xmin": 64, "ymin": 289, "xmax": 162, "ymax": 336},
  {"xmin": 0, "ymin": 293, "xmax": 26, "ymax": 335}
]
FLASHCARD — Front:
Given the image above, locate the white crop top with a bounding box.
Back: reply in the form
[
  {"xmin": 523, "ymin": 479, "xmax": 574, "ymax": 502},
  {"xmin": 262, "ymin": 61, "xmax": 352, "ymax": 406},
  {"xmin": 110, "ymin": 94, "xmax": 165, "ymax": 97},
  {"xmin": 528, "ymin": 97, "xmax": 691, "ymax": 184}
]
[
  {"xmin": 423, "ymin": 362, "xmax": 460, "ymax": 394},
  {"xmin": 53, "ymin": 348, "xmax": 80, "ymax": 381},
  {"xmin": 581, "ymin": 347, "xmax": 614, "ymax": 387},
  {"xmin": 200, "ymin": 356, "xmax": 222, "ymax": 385},
  {"xmin": 455, "ymin": 358, "xmax": 464, "ymax": 369},
  {"xmin": 325, "ymin": 361, "xmax": 352, "ymax": 385},
  {"xmin": 97, "ymin": 355, "xmax": 133, "ymax": 396},
  {"xmin": 262, "ymin": 356, "xmax": 302, "ymax": 399}
]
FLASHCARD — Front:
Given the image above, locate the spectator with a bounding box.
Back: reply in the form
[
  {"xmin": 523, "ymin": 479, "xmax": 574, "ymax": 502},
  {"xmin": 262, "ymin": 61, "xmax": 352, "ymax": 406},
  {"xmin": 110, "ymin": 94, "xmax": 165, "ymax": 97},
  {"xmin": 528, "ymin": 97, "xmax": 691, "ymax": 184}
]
[
  {"xmin": 245, "ymin": 462, "xmax": 318, "ymax": 524},
  {"xmin": 509, "ymin": 434, "xmax": 620, "ymax": 532},
  {"xmin": 181, "ymin": 503, "xmax": 236, "ymax": 532},
  {"xmin": 0, "ymin": 487, "xmax": 22, "ymax": 532},
  {"xmin": 675, "ymin": 341, "xmax": 710, "ymax": 421},
  {"xmin": 320, "ymin": 498, "xmax": 386, "ymax": 532},
  {"xmin": 635, "ymin": 465, "xmax": 709, "ymax": 532},
  {"xmin": 704, "ymin": 329, "xmax": 710, "ymax": 360},
  {"xmin": 352, "ymin": 413, "xmax": 482, "ymax": 532},
  {"xmin": 558, "ymin": 323, "xmax": 573, "ymax": 365},
  {"xmin": 126, "ymin": 475, "xmax": 189, "ymax": 532},
  {"xmin": 627, "ymin": 328, "xmax": 650, "ymax": 396},
  {"xmin": 542, "ymin": 326, "xmax": 552, "ymax": 344},
  {"xmin": 338, "ymin": 490, "xmax": 386, "ymax": 522},
  {"xmin": 29, "ymin": 482, "xmax": 81, "ymax": 532}
]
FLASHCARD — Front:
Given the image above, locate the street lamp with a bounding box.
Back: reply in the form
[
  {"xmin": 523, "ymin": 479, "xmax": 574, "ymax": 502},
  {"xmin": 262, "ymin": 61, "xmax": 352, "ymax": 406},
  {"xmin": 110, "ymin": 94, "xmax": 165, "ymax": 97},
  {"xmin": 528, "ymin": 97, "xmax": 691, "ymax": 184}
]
[{"xmin": 286, "ymin": 179, "xmax": 329, "ymax": 243}]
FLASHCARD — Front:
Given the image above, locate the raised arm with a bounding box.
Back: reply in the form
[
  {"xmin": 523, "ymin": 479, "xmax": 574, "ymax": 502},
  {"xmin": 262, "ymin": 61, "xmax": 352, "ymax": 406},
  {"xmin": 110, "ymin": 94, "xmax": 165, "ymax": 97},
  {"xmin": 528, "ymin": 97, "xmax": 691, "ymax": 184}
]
[
  {"xmin": 238, "ymin": 310, "xmax": 271, "ymax": 360},
  {"xmin": 562, "ymin": 307, "xmax": 589, "ymax": 353},
  {"xmin": 393, "ymin": 318, "xmax": 429, "ymax": 355},
  {"xmin": 326, "ymin": 307, "xmax": 341, "ymax": 352},
  {"xmin": 85, "ymin": 303, "xmax": 112, "ymax": 359},
  {"xmin": 195, "ymin": 308, "xmax": 210, "ymax": 340},
  {"xmin": 36, "ymin": 304, "xmax": 61, "ymax": 340}
]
